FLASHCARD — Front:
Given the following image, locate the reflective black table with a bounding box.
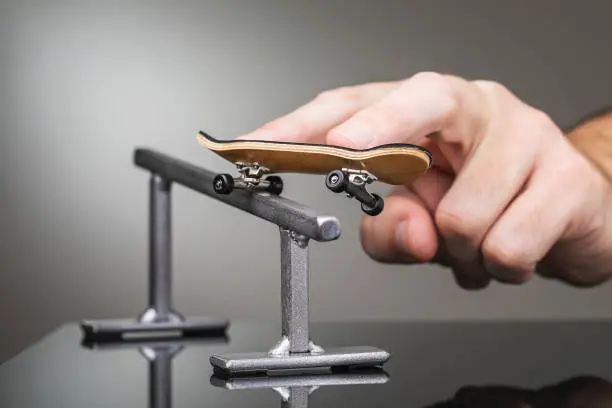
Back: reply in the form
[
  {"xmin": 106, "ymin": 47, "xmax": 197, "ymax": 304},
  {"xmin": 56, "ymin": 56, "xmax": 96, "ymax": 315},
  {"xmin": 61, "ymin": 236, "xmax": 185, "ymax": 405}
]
[{"xmin": 1, "ymin": 320, "xmax": 612, "ymax": 407}]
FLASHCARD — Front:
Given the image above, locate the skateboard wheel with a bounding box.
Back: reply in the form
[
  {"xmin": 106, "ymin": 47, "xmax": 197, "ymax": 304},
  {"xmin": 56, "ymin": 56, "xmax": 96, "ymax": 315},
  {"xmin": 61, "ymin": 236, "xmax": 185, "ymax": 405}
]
[
  {"xmin": 213, "ymin": 174, "xmax": 234, "ymax": 194},
  {"xmin": 361, "ymin": 193, "xmax": 384, "ymax": 216},
  {"xmin": 325, "ymin": 170, "xmax": 347, "ymax": 193},
  {"xmin": 266, "ymin": 176, "xmax": 284, "ymax": 195}
]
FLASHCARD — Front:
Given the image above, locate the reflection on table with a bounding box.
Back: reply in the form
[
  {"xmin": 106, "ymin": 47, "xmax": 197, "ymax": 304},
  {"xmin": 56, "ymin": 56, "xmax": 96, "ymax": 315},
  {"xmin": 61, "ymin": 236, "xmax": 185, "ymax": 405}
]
[{"xmin": 428, "ymin": 376, "xmax": 612, "ymax": 408}]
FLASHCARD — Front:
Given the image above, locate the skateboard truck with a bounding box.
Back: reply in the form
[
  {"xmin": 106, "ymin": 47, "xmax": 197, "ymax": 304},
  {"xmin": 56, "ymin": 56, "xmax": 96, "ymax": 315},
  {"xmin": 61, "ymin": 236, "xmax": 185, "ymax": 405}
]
[
  {"xmin": 211, "ymin": 368, "xmax": 389, "ymax": 408},
  {"xmin": 325, "ymin": 169, "xmax": 384, "ymax": 216},
  {"xmin": 213, "ymin": 162, "xmax": 284, "ymax": 195},
  {"xmin": 213, "ymin": 164, "xmax": 384, "ymax": 216}
]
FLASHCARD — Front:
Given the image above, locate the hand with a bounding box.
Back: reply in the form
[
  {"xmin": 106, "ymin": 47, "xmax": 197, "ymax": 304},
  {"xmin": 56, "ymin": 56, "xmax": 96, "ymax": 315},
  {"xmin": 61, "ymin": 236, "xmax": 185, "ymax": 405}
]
[
  {"xmin": 237, "ymin": 72, "xmax": 612, "ymax": 289},
  {"xmin": 430, "ymin": 376, "xmax": 612, "ymax": 408}
]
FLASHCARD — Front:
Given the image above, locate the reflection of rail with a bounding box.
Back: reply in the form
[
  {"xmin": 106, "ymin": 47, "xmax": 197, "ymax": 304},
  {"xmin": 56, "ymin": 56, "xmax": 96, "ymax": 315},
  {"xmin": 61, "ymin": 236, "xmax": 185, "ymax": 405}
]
[
  {"xmin": 211, "ymin": 368, "xmax": 389, "ymax": 408},
  {"xmin": 83, "ymin": 336, "xmax": 228, "ymax": 408}
]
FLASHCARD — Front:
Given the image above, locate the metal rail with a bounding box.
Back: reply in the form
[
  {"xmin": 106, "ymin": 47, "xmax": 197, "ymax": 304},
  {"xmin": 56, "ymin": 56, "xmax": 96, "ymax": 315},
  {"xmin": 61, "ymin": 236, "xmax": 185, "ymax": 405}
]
[{"xmin": 134, "ymin": 149, "xmax": 341, "ymax": 242}]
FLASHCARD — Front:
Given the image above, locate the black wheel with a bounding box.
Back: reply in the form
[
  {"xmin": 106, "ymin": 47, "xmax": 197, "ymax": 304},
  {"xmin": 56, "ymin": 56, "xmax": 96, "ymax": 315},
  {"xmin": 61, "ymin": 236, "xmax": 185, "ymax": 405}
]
[
  {"xmin": 361, "ymin": 193, "xmax": 384, "ymax": 216},
  {"xmin": 266, "ymin": 175, "xmax": 284, "ymax": 195},
  {"xmin": 213, "ymin": 174, "xmax": 234, "ymax": 194},
  {"xmin": 325, "ymin": 169, "xmax": 347, "ymax": 193}
]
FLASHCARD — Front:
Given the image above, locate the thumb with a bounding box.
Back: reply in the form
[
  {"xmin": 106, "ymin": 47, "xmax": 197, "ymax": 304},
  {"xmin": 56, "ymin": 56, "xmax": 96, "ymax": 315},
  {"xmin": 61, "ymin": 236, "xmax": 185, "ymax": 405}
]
[{"xmin": 360, "ymin": 186, "xmax": 439, "ymax": 264}]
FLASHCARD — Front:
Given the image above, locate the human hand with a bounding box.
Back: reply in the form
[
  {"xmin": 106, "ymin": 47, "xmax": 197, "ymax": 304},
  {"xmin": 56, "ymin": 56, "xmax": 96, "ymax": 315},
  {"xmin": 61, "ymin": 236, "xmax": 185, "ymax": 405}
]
[
  {"xmin": 429, "ymin": 376, "xmax": 612, "ymax": 408},
  {"xmin": 237, "ymin": 72, "xmax": 612, "ymax": 289}
]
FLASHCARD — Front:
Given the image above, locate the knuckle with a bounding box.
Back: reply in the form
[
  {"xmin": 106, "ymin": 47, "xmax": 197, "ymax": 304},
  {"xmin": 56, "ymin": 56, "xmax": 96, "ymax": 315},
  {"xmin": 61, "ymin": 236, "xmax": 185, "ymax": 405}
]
[
  {"xmin": 473, "ymin": 79, "xmax": 510, "ymax": 96},
  {"xmin": 482, "ymin": 238, "xmax": 530, "ymax": 274},
  {"xmin": 528, "ymin": 107, "xmax": 558, "ymax": 135},
  {"xmin": 435, "ymin": 207, "xmax": 484, "ymax": 241},
  {"xmin": 259, "ymin": 120, "xmax": 281, "ymax": 131},
  {"xmin": 314, "ymin": 88, "xmax": 334, "ymax": 100},
  {"xmin": 405, "ymin": 71, "xmax": 458, "ymax": 119},
  {"xmin": 473, "ymin": 80, "xmax": 526, "ymax": 110},
  {"xmin": 508, "ymin": 106, "xmax": 562, "ymax": 149},
  {"xmin": 547, "ymin": 141, "xmax": 594, "ymax": 193},
  {"xmin": 326, "ymin": 127, "xmax": 358, "ymax": 148},
  {"xmin": 315, "ymin": 86, "xmax": 358, "ymax": 103},
  {"xmin": 550, "ymin": 146, "xmax": 605, "ymax": 228},
  {"xmin": 408, "ymin": 71, "xmax": 449, "ymax": 89},
  {"xmin": 473, "ymin": 80, "xmax": 520, "ymax": 112},
  {"xmin": 557, "ymin": 151, "xmax": 586, "ymax": 182},
  {"xmin": 259, "ymin": 118, "xmax": 304, "ymax": 136}
]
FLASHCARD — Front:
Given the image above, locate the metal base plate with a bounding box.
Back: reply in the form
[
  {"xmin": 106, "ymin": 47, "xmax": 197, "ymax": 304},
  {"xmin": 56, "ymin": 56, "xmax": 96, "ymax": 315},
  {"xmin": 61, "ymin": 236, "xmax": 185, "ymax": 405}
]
[
  {"xmin": 80, "ymin": 317, "xmax": 229, "ymax": 342},
  {"xmin": 210, "ymin": 367, "xmax": 390, "ymax": 389},
  {"xmin": 210, "ymin": 346, "xmax": 390, "ymax": 376}
]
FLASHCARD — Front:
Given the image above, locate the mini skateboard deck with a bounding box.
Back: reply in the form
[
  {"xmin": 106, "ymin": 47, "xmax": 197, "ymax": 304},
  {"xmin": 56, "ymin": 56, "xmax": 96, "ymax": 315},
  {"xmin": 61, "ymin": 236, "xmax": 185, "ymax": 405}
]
[{"xmin": 197, "ymin": 131, "xmax": 432, "ymax": 216}]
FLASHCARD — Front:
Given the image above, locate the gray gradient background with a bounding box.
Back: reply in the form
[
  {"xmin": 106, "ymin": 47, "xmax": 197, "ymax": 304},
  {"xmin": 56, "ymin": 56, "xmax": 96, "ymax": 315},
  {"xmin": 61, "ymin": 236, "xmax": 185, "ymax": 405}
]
[{"xmin": 1, "ymin": 0, "xmax": 611, "ymax": 363}]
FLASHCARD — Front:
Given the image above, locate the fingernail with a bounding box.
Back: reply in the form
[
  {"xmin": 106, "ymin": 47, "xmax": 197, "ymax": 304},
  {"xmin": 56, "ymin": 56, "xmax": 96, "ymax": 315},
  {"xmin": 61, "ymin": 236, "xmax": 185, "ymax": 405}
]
[{"xmin": 333, "ymin": 120, "xmax": 374, "ymax": 148}]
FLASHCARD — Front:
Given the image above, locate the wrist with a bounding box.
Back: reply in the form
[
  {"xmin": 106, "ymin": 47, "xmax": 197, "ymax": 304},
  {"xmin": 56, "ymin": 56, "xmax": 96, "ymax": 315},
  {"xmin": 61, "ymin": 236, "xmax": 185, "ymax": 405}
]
[{"xmin": 566, "ymin": 112, "xmax": 612, "ymax": 184}]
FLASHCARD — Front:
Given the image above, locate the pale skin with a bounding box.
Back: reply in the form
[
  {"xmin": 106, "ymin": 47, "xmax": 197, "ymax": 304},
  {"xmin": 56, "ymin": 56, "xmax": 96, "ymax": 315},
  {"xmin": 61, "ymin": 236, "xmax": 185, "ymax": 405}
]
[{"xmin": 237, "ymin": 72, "xmax": 612, "ymax": 290}]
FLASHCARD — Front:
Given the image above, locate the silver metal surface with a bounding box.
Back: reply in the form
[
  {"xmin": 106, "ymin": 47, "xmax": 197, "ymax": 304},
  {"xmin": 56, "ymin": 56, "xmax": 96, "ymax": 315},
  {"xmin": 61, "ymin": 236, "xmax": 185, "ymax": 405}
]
[
  {"xmin": 233, "ymin": 178, "xmax": 271, "ymax": 191},
  {"xmin": 211, "ymin": 369, "xmax": 389, "ymax": 390},
  {"xmin": 138, "ymin": 308, "xmax": 184, "ymax": 325},
  {"xmin": 149, "ymin": 346, "xmax": 172, "ymax": 408},
  {"xmin": 148, "ymin": 175, "xmax": 173, "ymax": 320},
  {"xmin": 342, "ymin": 168, "xmax": 377, "ymax": 185},
  {"xmin": 81, "ymin": 333, "xmax": 228, "ymax": 351},
  {"xmin": 139, "ymin": 343, "xmax": 184, "ymax": 361},
  {"xmin": 134, "ymin": 149, "xmax": 341, "ymax": 242},
  {"xmin": 280, "ymin": 229, "xmax": 311, "ymax": 353},
  {"xmin": 80, "ymin": 333, "xmax": 219, "ymax": 408},
  {"xmin": 79, "ymin": 164, "xmax": 229, "ymax": 342},
  {"xmin": 209, "ymin": 221, "xmax": 389, "ymax": 375},
  {"xmin": 210, "ymin": 346, "xmax": 390, "ymax": 374},
  {"xmin": 283, "ymin": 387, "xmax": 308, "ymax": 408},
  {"xmin": 129, "ymin": 149, "xmax": 390, "ymax": 375},
  {"xmin": 236, "ymin": 161, "xmax": 270, "ymax": 185},
  {"xmin": 80, "ymin": 316, "xmax": 229, "ymax": 341},
  {"xmin": 211, "ymin": 366, "xmax": 389, "ymax": 408}
]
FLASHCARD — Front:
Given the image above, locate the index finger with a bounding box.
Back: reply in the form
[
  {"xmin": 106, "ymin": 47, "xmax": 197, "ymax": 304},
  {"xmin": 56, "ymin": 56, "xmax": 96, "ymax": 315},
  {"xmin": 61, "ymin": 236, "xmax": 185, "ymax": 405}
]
[
  {"xmin": 236, "ymin": 82, "xmax": 399, "ymax": 144},
  {"xmin": 325, "ymin": 72, "xmax": 488, "ymax": 151}
]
